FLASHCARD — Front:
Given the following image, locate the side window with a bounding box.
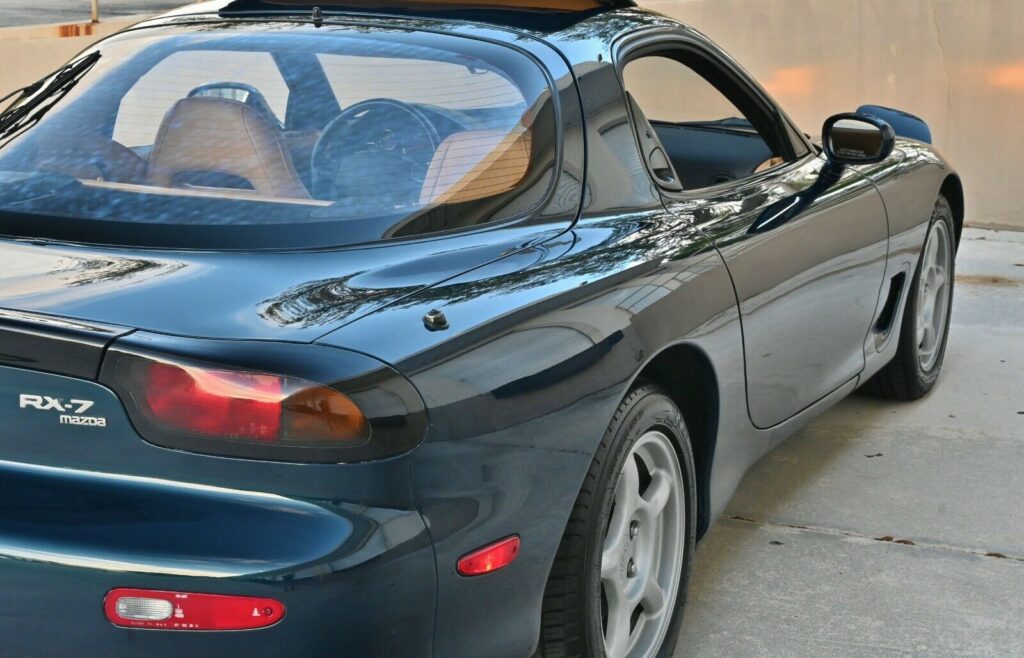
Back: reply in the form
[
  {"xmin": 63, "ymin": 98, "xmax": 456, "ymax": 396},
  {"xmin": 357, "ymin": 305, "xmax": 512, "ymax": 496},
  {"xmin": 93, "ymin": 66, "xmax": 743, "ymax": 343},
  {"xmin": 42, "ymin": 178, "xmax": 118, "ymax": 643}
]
[
  {"xmin": 622, "ymin": 52, "xmax": 791, "ymax": 190},
  {"xmin": 625, "ymin": 56, "xmax": 741, "ymax": 124},
  {"xmin": 113, "ymin": 51, "xmax": 290, "ymax": 148}
]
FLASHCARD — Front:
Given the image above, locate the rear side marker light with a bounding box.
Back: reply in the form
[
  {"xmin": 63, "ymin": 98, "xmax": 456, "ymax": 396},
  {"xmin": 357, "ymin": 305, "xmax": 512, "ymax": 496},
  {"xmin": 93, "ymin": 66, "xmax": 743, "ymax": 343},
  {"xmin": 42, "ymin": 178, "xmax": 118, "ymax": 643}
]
[
  {"xmin": 457, "ymin": 535, "xmax": 521, "ymax": 576},
  {"xmin": 105, "ymin": 589, "xmax": 284, "ymax": 631}
]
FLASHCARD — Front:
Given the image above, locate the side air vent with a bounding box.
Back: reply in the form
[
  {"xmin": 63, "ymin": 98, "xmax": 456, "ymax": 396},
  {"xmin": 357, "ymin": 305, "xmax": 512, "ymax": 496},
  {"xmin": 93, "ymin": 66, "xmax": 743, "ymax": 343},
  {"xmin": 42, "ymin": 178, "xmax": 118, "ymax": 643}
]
[{"xmin": 874, "ymin": 272, "xmax": 907, "ymax": 337}]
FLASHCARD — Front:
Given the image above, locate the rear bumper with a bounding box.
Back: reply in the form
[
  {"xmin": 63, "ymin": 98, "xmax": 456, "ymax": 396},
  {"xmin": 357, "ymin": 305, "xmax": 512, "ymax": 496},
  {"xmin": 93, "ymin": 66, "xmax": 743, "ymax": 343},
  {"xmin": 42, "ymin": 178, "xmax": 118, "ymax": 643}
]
[
  {"xmin": 0, "ymin": 463, "xmax": 436, "ymax": 657},
  {"xmin": 0, "ymin": 353, "xmax": 437, "ymax": 656}
]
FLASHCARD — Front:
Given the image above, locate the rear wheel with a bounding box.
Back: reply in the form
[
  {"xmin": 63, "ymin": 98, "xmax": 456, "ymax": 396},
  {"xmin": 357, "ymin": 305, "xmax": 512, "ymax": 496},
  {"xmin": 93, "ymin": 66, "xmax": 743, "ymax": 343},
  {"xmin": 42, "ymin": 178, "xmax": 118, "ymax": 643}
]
[
  {"xmin": 867, "ymin": 195, "xmax": 956, "ymax": 399},
  {"xmin": 539, "ymin": 384, "xmax": 695, "ymax": 658}
]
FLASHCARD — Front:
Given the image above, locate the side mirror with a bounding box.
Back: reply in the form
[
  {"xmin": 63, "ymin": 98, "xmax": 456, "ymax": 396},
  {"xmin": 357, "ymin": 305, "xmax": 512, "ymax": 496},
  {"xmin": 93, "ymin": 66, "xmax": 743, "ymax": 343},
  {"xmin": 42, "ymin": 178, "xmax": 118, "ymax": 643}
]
[{"xmin": 822, "ymin": 113, "xmax": 896, "ymax": 166}]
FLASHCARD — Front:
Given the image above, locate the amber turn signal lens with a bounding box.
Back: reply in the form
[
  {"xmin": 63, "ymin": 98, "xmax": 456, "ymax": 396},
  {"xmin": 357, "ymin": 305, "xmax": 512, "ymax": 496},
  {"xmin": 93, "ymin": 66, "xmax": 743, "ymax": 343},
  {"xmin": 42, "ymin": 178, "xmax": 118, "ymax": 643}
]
[{"xmin": 282, "ymin": 384, "xmax": 370, "ymax": 444}]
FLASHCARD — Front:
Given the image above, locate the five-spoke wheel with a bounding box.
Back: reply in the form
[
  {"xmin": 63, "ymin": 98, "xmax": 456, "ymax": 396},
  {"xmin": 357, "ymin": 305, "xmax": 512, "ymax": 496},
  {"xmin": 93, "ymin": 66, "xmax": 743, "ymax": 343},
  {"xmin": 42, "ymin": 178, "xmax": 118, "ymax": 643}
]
[
  {"xmin": 539, "ymin": 384, "xmax": 694, "ymax": 658},
  {"xmin": 915, "ymin": 218, "xmax": 953, "ymax": 372},
  {"xmin": 601, "ymin": 431, "xmax": 686, "ymax": 658}
]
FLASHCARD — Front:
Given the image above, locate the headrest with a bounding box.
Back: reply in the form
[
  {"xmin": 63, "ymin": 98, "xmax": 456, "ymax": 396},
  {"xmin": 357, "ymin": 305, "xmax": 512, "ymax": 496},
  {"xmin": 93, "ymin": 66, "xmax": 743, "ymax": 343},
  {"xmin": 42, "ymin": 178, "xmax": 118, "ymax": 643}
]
[
  {"xmin": 419, "ymin": 127, "xmax": 532, "ymax": 206},
  {"xmin": 147, "ymin": 96, "xmax": 308, "ymax": 199}
]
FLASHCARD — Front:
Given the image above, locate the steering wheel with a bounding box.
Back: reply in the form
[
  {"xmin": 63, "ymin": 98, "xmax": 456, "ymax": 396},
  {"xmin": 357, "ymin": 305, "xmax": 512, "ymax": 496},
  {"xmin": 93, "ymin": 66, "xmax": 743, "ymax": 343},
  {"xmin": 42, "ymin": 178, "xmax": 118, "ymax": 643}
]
[{"xmin": 310, "ymin": 99, "xmax": 441, "ymax": 203}]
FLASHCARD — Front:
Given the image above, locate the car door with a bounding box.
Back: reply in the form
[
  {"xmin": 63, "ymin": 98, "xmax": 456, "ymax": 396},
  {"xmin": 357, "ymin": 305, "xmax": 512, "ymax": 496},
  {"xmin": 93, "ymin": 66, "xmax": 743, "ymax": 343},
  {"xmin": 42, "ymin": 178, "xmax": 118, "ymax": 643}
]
[{"xmin": 617, "ymin": 33, "xmax": 889, "ymax": 429}]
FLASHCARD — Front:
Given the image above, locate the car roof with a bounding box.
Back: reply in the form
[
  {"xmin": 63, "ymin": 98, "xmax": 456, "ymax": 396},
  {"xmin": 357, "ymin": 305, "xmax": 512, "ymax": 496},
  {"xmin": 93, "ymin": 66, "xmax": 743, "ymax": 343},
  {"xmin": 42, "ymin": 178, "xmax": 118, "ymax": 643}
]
[{"xmin": 148, "ymin": 0, "xmax": 683, "ymax": 44}]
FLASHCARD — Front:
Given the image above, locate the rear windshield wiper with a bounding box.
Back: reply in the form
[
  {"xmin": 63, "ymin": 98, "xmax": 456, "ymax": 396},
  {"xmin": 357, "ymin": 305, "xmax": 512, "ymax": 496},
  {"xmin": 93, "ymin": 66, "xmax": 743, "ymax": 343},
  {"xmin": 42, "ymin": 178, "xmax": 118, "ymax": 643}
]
[
  {"xmin": 0, "ymin": 81, "xmax": 45, "ymax": 113},
  {"xmin": 0, "ymin": 52, "xmax": 101, "ymax": 147}
]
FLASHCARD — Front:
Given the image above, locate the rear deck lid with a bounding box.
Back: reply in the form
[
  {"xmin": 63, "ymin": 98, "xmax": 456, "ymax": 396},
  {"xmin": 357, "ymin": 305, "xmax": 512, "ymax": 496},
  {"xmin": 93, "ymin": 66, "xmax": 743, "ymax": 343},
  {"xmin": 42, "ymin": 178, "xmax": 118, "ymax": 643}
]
[{"xmin": 0, "ymin": 227, "xmax": 563, "ymax": 342}]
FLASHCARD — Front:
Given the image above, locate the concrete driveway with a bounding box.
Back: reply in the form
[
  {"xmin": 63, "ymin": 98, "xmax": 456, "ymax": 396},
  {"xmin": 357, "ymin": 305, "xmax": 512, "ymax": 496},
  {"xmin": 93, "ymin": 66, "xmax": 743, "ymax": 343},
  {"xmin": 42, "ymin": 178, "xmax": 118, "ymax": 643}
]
[
  {"xmin": 677, "ymin": 227, "xmax": 1024, "ymax": 656},
  {"xmin": 0, "ymin": 1, "xmax": 184, "ymax": 27}
]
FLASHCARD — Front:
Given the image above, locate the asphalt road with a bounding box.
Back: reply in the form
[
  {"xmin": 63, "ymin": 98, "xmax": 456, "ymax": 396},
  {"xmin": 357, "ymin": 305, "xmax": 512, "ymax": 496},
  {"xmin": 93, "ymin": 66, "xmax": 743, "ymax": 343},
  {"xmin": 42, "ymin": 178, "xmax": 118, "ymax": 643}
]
[
  {"xmin": 0, "ymin": 1, "xmax": 186, "ymax": 27},
  {"xmin": 678, "ymin": 227, "xmax": 1024, "ymax": 656}
]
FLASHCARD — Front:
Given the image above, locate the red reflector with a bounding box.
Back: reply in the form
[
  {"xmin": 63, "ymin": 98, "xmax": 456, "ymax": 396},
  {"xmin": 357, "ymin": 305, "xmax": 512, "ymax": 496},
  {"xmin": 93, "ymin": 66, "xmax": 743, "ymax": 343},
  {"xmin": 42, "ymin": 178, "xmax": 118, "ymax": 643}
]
[
  {"xmin": 457, "ymin": 535, "xmax": 520, "ymax": 576},
  {"xmin": 105, "ymin": 589, "xmax": 285, "ymax": 631}
]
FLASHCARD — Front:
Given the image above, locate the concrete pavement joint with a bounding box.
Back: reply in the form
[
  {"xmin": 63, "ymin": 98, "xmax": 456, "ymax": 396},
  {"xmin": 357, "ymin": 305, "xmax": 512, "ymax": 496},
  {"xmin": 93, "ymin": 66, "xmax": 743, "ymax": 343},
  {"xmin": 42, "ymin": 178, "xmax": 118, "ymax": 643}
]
[
  {"xmin": 799, "ymin": 422, "xmax": 1022, "ymax": 445},
  {"xmin": 725, "ymin": 514, "xmax": 1024, "ymax": 564}
]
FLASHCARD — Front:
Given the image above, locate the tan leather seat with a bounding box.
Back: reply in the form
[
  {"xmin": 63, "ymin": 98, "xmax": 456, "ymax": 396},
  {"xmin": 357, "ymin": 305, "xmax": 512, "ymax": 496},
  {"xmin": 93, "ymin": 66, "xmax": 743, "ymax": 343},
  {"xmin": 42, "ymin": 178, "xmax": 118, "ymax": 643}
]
[
  {"xmin": 147, "ymin": 97, "xmax": 309, "ymax": 199},
  {"xmin": 754, "ymin": 156, "xmax": 785, "ymax": 174},
  {"xmin": 419, "ymin": 127, "xmax": 532, "ymax": 206}
]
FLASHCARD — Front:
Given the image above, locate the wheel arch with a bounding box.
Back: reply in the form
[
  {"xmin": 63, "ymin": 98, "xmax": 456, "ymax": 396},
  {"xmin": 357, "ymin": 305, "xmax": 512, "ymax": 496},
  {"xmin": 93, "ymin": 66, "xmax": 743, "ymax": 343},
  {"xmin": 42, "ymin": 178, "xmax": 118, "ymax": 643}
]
[
  {"xmin": 634, "ymin": 342, "xmax": 720, "ymax": 540},
  {"xmin": 940, "ymin": 173, "xmax": 965, "ymax": 248}
]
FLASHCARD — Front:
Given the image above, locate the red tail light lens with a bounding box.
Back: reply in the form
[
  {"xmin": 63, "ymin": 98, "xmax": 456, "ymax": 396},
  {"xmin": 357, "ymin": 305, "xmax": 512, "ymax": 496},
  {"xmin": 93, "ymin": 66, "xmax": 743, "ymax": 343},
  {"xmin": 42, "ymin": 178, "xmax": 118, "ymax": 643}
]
[
  {"xmin": 457, "ymin": 535, "xmax": 521, "ymax": 576},
  {"xmin": 145, "ymin": 363, "xmax": 284, "ymax": 441},
  {"xmin": 115, "ymin": 357, "xmax": 370, "ymax": 459},
  {"xmin": 105, "ymin": 588, "xmax": 284, "ymax": 630}
]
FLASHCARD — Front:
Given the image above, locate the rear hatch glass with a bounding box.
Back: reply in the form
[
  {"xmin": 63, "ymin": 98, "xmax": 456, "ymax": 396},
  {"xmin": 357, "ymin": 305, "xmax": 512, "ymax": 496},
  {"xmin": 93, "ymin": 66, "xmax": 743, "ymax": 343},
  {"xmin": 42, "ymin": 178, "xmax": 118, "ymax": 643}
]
[{"xmin": 0, "ymin": 23, "xmax": 557, "ymax": 250}]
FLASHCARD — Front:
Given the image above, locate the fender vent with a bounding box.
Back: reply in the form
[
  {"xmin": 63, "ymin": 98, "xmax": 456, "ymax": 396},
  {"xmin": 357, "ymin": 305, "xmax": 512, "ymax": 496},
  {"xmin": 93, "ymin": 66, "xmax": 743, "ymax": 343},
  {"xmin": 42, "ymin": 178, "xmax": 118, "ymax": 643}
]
[{"xmin": 875, "ymin": 272, "xmax": 907, "ymax": 336}]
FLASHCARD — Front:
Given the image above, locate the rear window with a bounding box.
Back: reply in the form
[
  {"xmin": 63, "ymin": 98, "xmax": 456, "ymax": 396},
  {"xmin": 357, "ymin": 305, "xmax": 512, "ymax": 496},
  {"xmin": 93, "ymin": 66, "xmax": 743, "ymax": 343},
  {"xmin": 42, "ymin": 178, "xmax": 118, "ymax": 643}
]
[{"xmin": 0, "ymin": 23, "xmax": 557, "ymax": 250}]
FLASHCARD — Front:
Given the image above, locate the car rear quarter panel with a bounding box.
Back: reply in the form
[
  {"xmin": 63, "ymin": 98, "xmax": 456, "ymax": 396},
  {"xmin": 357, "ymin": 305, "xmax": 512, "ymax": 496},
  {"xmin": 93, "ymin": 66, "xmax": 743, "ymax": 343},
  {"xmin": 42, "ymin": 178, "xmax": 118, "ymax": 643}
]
[
  {"xmin": 321, "ymin": 213, "xmax": 754, "ymax": 658},
  {"xmin": 319, "ymin": 55, "xmax": 768, "ymax": 658}
]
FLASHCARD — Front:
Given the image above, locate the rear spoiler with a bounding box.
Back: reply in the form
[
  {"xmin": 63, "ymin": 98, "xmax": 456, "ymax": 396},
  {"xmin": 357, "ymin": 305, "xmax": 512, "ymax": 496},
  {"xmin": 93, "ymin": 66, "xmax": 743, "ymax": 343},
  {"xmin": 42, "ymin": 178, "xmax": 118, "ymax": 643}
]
[
  {"xmin": 221, "ymin": 0, "xmax": 636, "ymax": 11},
  {"xmin": 0, "ymin": 308, "xmax": 130, "ymax": 380},
  {"xmin": 215, "ymin": 0, "xmax": 637, "ymax": 31},
  {"xmin": 856, "ymin": 105, "xmax": 932, "ymax": 144}
]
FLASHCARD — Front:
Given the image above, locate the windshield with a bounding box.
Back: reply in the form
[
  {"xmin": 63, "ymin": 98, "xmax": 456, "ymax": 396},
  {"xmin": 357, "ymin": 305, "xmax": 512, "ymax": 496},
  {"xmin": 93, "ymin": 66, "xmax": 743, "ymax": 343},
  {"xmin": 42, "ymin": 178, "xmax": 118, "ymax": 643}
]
[{"xmin": 0, "ymin": 23, "xmax": 557, "ymax": 249}]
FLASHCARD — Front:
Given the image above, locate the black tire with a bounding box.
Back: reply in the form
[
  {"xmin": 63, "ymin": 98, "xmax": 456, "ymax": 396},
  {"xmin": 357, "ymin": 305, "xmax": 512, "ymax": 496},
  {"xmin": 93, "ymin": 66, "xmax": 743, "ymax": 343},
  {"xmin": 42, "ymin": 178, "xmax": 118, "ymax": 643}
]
[
  {"xmin": 537, "ymin": 383, "xmax": 696, "ymax": 658},
  {"xmin": 866, "ymin": 195, "xmax": 956, "ymax": 400}
]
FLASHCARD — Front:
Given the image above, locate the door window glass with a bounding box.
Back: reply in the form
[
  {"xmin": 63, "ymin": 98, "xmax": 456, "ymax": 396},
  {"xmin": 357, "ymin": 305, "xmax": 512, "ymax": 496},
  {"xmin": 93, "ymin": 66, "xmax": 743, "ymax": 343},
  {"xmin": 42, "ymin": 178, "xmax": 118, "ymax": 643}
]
[{"xmin": 623, "ymin": 53, "xmax": 788, "ymax": 189}]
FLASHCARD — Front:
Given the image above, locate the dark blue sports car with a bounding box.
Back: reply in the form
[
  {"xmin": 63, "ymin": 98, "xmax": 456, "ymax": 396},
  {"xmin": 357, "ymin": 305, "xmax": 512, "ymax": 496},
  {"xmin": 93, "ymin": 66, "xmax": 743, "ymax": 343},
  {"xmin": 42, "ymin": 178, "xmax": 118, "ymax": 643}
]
[{"xmin": 0, "ymin": 1, "xmax": 962, "ymax": 656}]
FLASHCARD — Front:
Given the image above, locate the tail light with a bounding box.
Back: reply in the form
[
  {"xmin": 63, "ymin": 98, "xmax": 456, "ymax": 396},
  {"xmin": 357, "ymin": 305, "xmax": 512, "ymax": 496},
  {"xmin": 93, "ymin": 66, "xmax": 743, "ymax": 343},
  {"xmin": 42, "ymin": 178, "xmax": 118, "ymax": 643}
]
[
  {"xmin": 128, "ymin": 360, "xmax": 369, "ymax": 444},
  {"xmin": 100, "ymin": 335, "xmax": 427, "ymax": 463}
]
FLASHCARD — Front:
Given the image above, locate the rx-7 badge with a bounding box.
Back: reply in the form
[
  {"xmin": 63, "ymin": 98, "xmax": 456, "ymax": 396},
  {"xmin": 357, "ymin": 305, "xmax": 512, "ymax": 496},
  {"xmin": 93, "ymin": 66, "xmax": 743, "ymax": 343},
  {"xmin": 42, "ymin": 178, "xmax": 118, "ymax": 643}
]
[{"xmin": 18, "ymin": 394, "xmax": 107, "ymax": 427}]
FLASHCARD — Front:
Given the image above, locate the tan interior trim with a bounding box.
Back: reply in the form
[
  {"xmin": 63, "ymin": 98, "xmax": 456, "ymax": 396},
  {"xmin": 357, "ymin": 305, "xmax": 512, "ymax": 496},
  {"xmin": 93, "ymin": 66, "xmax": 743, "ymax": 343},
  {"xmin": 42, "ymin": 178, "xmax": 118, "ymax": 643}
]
[
  {"xmin": 753, "ymin": 156, "xmax": 786, "ymax": 174},
  {"xmin": 419, "ymin": 127, "xmax": 533, "ymax": 205}
]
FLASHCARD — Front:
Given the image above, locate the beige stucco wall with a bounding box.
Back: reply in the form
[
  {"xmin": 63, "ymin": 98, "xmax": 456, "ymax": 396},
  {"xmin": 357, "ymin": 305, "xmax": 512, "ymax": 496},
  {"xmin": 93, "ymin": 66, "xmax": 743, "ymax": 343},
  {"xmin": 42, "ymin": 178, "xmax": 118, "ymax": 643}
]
[
  {"xmin": 640, "ymin": 0, "xmax": 1024, "ymax": 229},
  {"xmin": 0, "ymin": 20, "xmax": 139, "ymax": 93},
  {"xmin": 1, "ymin": 2, "xmax": 1022, "ymax": 228}
]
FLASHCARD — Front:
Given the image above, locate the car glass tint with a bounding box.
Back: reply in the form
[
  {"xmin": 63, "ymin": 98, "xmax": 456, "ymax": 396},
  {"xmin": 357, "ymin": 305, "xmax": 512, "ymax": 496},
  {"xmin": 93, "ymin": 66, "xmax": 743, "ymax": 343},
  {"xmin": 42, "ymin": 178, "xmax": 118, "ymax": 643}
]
[{"xmin": 0, "ymin": 24, "xmax": 556, "ymax": 250}]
